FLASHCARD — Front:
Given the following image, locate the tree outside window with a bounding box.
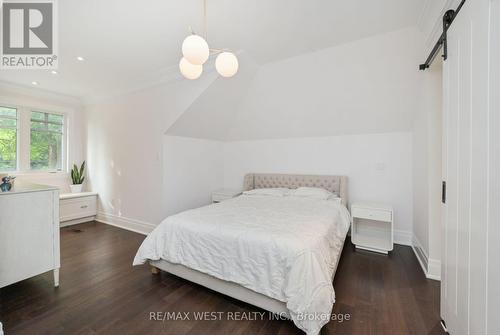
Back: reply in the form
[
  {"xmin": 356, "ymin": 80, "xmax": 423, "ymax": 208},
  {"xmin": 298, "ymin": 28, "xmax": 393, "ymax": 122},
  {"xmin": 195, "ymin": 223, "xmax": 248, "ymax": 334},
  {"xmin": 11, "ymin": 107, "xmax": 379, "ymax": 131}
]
[
  {"xmin": 30, "ymin": 111, "xmax": 64, "ymax": 171},
  {"xmin": 0, "ymin": 106, "xmax": 17, "ymax": 171}
]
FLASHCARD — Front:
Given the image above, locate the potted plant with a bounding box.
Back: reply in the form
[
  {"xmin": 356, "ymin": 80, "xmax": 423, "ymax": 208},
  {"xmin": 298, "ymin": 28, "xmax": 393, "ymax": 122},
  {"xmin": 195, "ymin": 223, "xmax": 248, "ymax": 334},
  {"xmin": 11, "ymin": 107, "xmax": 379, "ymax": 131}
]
[{"xmin": 70, "ymin": 161, "xmax": 85, "ymax": 193}]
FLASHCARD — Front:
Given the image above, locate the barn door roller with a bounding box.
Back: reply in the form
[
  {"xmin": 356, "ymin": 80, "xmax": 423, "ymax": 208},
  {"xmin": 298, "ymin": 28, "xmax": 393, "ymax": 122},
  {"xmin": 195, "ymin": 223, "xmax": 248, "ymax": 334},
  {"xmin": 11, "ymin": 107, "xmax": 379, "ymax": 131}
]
[{"xmin": 419, "ymin": 0, "xmax": 466, "ymax": 70}]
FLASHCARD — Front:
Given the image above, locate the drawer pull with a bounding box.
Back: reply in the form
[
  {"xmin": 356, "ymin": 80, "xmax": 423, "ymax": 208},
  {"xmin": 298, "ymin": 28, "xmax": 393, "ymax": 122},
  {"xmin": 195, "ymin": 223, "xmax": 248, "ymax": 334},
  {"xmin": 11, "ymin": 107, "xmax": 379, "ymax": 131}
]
[{"xmin": 80, "ymin": 205, "xmax": 88, "ymax": 209}]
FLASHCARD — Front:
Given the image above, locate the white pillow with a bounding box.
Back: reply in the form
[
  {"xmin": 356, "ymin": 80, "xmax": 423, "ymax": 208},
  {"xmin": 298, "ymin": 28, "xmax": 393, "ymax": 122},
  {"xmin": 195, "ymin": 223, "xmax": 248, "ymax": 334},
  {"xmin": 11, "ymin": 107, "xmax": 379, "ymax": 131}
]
[
  {"xmin": 243, "ymin": 188, "xmax": 290, "ymax": 197},
  {"xmin": 289, "ymin": 187, "xmax": 334, "ymax": 200}
]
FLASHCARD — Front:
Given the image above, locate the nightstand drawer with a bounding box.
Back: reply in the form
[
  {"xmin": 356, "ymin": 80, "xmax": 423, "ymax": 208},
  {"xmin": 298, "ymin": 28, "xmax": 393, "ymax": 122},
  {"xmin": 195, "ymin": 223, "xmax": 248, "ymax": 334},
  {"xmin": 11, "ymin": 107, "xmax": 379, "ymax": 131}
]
[{"xmin": 352, "ymin": 207, "xmax": 392, "ymax": 222}]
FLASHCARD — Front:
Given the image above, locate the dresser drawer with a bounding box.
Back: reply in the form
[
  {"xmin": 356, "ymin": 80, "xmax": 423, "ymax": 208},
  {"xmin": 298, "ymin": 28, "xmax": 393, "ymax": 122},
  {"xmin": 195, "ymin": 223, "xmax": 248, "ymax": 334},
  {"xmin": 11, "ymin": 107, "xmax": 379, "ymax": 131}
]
[
  {"xmin": 60, "ymin": 196, "xmax": 97, "ymax": 222},
  {"xmin": 351, "ymin": 207, "xmax": 392, "ymax": 222}
]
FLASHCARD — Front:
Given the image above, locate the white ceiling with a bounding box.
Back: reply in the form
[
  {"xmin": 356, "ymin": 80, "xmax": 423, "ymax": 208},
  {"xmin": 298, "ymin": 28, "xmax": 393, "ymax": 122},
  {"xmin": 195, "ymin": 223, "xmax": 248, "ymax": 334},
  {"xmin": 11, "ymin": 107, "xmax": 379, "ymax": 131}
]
[{"xmin": 0, "ymin": 0, "xmax": 424, "ymax": 102}]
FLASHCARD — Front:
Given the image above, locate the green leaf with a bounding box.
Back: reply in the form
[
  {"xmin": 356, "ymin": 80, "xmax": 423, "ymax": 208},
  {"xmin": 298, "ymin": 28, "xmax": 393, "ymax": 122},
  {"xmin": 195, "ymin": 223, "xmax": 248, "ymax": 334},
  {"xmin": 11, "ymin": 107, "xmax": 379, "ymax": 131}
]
[{"xmin": 79, "ymin": 161, "xmax": 85, "ymax": 179}]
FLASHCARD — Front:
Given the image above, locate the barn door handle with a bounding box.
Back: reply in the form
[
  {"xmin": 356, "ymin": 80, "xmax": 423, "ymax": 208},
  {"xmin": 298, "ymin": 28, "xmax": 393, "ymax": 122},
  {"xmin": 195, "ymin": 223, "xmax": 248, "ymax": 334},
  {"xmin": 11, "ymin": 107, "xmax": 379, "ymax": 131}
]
[{"xmin": 442, "ymin": 181, "xmax": 447, "ymax": 204}]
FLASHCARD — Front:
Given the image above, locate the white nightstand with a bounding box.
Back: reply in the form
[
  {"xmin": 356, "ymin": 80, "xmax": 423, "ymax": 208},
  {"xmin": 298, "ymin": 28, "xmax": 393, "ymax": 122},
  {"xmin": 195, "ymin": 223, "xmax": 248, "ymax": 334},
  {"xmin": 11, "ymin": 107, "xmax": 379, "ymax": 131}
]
[
  {"xmin": 212, "ymin": 189, "xmax": 242, "ymax": 203},
  {"xmin": 351, "ymin": 202, "xmax": 393, "ymax": 254}
]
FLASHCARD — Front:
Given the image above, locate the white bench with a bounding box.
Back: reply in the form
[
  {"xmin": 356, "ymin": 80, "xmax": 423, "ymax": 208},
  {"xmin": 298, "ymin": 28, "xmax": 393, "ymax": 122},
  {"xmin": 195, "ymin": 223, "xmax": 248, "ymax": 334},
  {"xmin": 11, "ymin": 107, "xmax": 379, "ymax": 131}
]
[{"xmin": 60, "ymin": 192, "xmax": 97, "ymax": 227}]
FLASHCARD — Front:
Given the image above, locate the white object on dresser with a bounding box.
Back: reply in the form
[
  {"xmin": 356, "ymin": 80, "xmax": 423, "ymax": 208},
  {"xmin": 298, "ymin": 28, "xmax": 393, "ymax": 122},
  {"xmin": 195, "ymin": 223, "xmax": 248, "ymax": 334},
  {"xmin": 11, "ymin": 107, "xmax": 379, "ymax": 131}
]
[
  {"xmin": 0, "ymin": 182, "xmax": 60, "ymax": 288},
  {"xmin": 60, "ymin": 192, "xmax": 97, "ymax": 227},
  {"xmin": 211, "ymin": 189, "xmax": 241, "ymax": 203},
  {"xmin": 351, "ymin": 202, "xmax": 393, "ymax": 254}
]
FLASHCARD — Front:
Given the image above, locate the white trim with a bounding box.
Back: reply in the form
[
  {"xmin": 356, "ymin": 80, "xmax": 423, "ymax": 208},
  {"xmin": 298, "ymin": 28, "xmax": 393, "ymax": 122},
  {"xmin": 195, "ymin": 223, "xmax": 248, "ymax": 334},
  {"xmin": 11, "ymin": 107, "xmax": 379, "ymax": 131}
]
[
  {"xmin": 96, "ymin": 211, "xmax": 156, "ymax": 235},
  {"xmin": 427, "ymin": 258, "xmax": 441, "ymax": 280},
  {"xmin": 0, "ymin": 81, "xmax": 82, "ymax": 109},
  {"xmin": 412, "ymin": 234, "xmax": 442, "ymax": 281},
  {"xmin": 82, "ymin": 55, "xmax": 224, "ymax": 106},
  {"xmin": 0, "ymin": 100, "xmax": 72, "ymax": 174},
  {"xmin": 412, "ymin": 234, "xmax": 429, "ymax": 275},
  {"xmin": 394, "ymin": 229, "xmax": 413, "ymax": 246}
]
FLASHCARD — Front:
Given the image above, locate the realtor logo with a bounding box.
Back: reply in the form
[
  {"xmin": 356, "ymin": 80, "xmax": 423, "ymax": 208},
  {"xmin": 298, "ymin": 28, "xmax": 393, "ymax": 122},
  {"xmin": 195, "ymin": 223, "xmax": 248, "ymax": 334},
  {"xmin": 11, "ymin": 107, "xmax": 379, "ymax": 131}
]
[{"xmin": 1, "ymin": 0, "xmax": 58, "ymax": 69}]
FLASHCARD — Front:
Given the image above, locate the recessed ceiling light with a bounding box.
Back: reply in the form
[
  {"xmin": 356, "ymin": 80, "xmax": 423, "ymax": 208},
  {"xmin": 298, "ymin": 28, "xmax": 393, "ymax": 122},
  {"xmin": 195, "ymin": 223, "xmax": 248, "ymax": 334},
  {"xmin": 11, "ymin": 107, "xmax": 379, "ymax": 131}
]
[
  {"xmin": 51, "ymin": 70, "xmax": 58, "ymax": 75},
  {"xmin": 31, "ymin": 81, "xmax": 39, "ymax": 86},
  {"xmin": 76, "ymin": 56, "xmax": 85, "ymax": 61}
]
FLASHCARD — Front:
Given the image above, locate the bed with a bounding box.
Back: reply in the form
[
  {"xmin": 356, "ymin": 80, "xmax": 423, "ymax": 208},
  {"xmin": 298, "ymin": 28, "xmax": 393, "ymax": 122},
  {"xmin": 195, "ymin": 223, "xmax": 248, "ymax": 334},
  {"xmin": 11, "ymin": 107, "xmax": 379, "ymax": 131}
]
[{"xmin": 133, "ymin": 173, "xmax": 350, "ymax": 335}]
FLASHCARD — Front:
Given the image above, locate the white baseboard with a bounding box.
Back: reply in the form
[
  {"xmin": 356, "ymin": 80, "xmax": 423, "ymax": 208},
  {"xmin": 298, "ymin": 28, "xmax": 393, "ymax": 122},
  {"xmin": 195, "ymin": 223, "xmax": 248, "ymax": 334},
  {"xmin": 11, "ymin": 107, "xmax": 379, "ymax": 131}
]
[
  {"xmin": 412, "ymin": 234, "xmax": 441, "ymax": 281},
  {"xmin": 427, "ymin": 258, "xmax": 441, "ymax": 280},
  {"xmin": 394, "ymin": 229, "xmax": 413, "ymax": 246},
  {"xmin": 96, "ymin": 211, "xmax": 156, "ymax": 235},
  {"xmin": 412, "ymin": 235, "xmax": 429, "ymax": 275}
]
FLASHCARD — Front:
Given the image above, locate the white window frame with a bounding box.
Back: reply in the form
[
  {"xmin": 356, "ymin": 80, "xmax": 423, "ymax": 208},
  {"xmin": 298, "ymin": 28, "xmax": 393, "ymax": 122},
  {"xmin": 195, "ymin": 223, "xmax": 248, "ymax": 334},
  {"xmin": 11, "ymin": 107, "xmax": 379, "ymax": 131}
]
[
  {"xmin": 0, "ymin": 104, "xmax": 19, "ymax": 172},
  {"xmin": 0, "ymin": 102, "xmax": 69, "ymax": 174}
]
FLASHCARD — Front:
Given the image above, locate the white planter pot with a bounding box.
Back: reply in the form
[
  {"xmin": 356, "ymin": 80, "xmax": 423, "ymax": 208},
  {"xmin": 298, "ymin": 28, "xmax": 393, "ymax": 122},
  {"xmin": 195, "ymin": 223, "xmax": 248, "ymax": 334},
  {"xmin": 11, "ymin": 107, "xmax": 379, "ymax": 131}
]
[{"xmin": 70, "ymin": 184, "xmax": 83, "ymax": 193}]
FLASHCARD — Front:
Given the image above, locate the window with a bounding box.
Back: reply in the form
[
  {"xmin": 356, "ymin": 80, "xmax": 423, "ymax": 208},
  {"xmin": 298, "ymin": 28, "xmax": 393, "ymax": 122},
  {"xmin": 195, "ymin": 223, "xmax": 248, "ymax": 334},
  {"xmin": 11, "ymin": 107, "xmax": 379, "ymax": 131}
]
[
  {"xmin": 0, "ymin": 106, "xmax": 17, "ymax": 171},
  {"xmin": 30, "ymin": 111, "xmax": 64, "ymax": 171},
  {"xmin": 0, "ymin": 104, "xmax": 67, "ymax": 173}
]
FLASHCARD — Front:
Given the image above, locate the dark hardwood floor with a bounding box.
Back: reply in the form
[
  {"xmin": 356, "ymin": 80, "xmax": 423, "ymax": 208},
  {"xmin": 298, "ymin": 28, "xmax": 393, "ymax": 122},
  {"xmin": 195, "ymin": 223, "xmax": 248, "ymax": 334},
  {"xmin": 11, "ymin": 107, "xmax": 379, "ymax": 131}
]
[{"xmin": 0, "ymin": 221, "xmax": 443, "ymax": 335}]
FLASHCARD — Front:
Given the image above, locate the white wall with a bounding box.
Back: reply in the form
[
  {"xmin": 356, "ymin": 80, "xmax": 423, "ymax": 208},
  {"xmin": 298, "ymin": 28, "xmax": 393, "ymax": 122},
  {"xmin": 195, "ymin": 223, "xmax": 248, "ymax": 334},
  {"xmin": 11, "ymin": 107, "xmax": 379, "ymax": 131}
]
[
  {"xmin": 0, "ymin": 83, "xmax": 85, "ymax": 193},
  {"xmin": 163, "ymin": 136, "xmax": 223, "ymax": 216},
  {"xmin": 223, "ymin": 132, "xmax": 413, "ymax": 242},
  {"xmin": 85, "ymin": 74, "xmax": 221, "ymax": 230}
]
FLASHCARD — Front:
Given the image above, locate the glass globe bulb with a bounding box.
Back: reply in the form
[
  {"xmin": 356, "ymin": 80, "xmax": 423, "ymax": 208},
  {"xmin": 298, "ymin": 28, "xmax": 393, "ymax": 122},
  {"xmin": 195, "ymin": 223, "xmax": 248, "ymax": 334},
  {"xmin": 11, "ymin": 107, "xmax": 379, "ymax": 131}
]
[
  {"xmin": 215, "ymin": 52, "xmax": 239, "ymax": 78},
  {"xmin": 182, "ymin": 35, "xmax": 209, "ymax": 65},
  {"xmin": 179, "ymin": 58, "xmax": 203, "ymax": 80}
]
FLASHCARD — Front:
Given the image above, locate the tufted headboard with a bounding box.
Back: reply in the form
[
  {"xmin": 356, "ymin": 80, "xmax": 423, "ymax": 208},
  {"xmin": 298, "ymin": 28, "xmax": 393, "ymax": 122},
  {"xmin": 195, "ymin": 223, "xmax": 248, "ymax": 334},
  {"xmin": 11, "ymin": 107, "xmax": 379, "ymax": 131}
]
[{"xmin": 243, "ymin": 173, "xmax": 348, "ymax": 206}]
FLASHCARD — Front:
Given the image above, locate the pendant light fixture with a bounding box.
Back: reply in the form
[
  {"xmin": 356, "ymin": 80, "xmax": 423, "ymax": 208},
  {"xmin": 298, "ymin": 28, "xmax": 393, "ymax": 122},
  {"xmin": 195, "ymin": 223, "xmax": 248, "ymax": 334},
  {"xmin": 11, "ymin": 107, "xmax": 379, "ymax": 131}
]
[
  {"xmin": 182, "ymin": 35, "xmax": 209, "ymax": 65},
  {"xmin": 179, "ymin": 0, "xmax": 239, "ymax": 80},
  {"xmin": 179, "ymin": 57, "xmax": 203, "ymax": 80},
  {"xmin": 215, "ymin": 52, "xmax": 239, "ymax": 78}
]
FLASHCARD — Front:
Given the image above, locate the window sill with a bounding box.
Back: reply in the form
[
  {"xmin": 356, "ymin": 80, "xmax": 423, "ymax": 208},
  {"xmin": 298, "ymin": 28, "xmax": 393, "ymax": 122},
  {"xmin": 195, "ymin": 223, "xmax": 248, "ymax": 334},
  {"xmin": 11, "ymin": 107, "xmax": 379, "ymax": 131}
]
[{"xmin": 6, "ymin": 171, "xmax": 69, "ymax": 177}]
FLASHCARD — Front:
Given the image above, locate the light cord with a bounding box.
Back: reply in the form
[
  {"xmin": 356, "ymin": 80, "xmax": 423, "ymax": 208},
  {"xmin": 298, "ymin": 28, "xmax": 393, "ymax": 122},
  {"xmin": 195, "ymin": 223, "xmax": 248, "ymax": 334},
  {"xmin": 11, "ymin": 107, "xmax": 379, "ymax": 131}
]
[{"xmin": 203, "ymin": 0, "xmax": 207, "ymax": 41}]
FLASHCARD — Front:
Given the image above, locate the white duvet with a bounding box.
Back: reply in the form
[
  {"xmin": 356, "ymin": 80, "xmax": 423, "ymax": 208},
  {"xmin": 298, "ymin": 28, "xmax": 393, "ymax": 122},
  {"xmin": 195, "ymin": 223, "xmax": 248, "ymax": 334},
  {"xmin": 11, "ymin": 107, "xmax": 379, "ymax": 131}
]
[{"xmin": 133, "ymin": 195, "xmax": 351, "ymax": 334}]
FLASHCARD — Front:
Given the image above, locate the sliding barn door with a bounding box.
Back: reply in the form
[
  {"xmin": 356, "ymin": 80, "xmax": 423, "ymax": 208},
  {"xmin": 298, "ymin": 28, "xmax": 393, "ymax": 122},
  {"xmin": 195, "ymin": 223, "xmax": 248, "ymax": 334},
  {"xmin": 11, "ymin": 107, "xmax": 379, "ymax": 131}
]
[{"xmin": 441, "ymin": 0, "xmax": 499, "ymax": 334}]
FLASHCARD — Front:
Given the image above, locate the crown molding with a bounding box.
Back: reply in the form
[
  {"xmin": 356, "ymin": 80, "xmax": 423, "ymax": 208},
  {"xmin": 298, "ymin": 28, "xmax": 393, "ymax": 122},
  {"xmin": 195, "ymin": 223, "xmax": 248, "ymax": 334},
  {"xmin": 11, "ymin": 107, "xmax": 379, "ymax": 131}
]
[
  {"xmin": 81, "ymin": 63, "xmax": 217, "ymax": 107},
  {"xmin": 0, "ymin": 80, "xmax": 83, "ymax": 109},
  {"xmin": 82, "ymin": 50, "xmax": 244, "ymax": 107}
]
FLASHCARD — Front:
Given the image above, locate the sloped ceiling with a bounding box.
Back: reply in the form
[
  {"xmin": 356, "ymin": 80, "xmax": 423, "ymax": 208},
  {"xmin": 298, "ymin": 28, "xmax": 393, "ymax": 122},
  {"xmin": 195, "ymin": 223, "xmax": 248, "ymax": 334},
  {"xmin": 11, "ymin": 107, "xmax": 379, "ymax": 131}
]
[
  {"xmin": 166, "ymin": 27, "xmax": 424, "ymax": 141},
  {"xmin": 0, "ymin": 0, "xmax": 424, "ymax": 102},
  {"xmin": 166, "ymin": 52, "xmax": 259, "ymax": 140}
]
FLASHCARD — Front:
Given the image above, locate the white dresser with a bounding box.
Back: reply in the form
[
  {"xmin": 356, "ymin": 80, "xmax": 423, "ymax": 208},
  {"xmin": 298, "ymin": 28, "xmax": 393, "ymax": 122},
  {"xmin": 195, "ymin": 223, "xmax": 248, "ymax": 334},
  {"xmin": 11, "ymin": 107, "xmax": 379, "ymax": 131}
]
[
  {"xmin": 60, "ymin": 192, "xmax": 97, "ymax": 226},
  {"xmin": 0, "ymin": 182, "xmax": 60, "ymax": 288}
]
